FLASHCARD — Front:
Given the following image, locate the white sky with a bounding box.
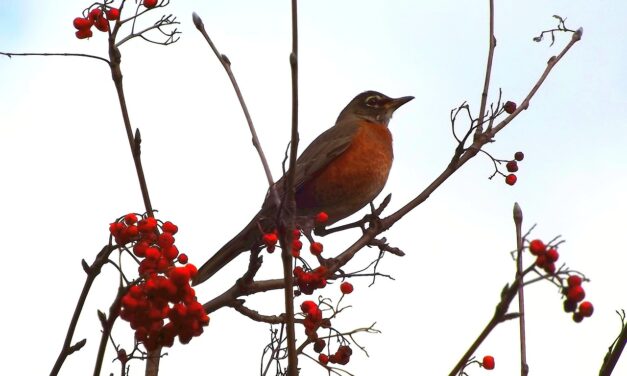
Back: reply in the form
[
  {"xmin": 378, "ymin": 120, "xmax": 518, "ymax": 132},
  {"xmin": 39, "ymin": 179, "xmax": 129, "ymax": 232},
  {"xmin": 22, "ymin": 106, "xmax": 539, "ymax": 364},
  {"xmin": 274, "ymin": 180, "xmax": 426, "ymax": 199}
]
[{"xmin": 1, "ymin": 0, "xmax": 626, "ymax": 375}]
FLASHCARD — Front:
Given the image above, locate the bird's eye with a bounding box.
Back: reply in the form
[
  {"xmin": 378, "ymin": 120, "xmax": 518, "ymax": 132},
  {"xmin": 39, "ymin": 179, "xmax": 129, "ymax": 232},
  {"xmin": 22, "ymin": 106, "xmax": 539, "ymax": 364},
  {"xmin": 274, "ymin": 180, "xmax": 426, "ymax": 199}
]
[{"xmin": 365, "ymin": 95, "xmax": 380, "ymax": 107}]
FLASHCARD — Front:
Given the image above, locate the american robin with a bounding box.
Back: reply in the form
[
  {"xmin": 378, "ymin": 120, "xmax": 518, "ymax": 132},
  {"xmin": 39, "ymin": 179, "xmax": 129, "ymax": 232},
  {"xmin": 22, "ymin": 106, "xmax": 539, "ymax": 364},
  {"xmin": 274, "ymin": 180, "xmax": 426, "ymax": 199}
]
[{"xmin": 192, "ymin": 90, "xmax": 413, "ymax": 285}]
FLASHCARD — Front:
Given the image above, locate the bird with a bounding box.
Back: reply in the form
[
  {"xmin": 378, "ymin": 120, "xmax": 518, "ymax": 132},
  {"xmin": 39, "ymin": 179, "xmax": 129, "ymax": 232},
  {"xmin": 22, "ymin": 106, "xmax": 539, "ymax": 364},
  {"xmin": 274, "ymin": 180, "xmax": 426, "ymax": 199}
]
[{"xmin": 192, "ymin": 90, "xmax": 413, "ymax": 285}]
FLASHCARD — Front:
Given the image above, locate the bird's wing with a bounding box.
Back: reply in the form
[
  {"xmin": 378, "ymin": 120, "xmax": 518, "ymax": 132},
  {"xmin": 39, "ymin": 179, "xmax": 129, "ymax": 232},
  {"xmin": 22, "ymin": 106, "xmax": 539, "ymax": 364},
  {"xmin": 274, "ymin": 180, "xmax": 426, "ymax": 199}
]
[
  {"xmin": 292, "ymin": 122, "xmax": 359, "ymax": 190},
  {"xmin": 260, "ymin": 122, "xmax": 358, "ymax": 208}
]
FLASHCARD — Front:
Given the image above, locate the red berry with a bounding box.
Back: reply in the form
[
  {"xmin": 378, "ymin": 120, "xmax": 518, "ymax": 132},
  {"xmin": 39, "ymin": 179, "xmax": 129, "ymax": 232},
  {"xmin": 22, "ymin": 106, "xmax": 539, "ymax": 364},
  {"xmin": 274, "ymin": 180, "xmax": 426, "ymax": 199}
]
[
  {"xmin": 144, "ymin": 0, "xmax": 158, "ymax": 8},
  {"xmin": 106, "ymin": 8, "xmax": 120, "ymax": 21},
  {"xmin": 138, "ymin": 217, "xmax": 158, "ymax": 233},
  {"xmin": 529, "ymin": 239, "xmax": 546, "ymax": 256},
  {"xmin": 506, "ymin": 160, "xmax": 518, "ymax": 173},
  {"xmin": 546, "ymin": 248, "xmax": 559, "ymax": 262},
  {"xmin": 73, "ymin": 17, "xmax": 93, "ymax": 30},
  {"xmin": 310, "ymin": 242, "xmax": 323, "ymax": 255},
  {"xmin": 318, "ymin": 353, "xmax": 329, "ymax": 365},
  {"xmin": 340, "ymin": 282, "xmax": 354, "ymax": 294},
  {"xmin": 567, "ymin": 285, "xmax": 586, "ymax": 302},
  {"xmin": 158, "ymin": 232, "xmax": 175, "ymax": 248},
  {"xmin": 185, "ymin": 263, "xmax": 198, "ymax": 278},
  {"xmin": 292, "ymin": 239, "xmax": 303, "ymax": 252},
  {"xmin": 579, "ymin": 301, "xmax": 594, "ymax": 317},
  {"xmin": 514, "ymin": 151, "xmax": 525, "ymax": 161},
  {"xmin": 567, "ymin": 275, "xmax": 583, "ymax": 287},
  {"xmin": 178, "ymin": 253, "xmax": 188, "ymax": 264},
  {"xmin": 314, "ymin": 212, "xmax": 329, "ymax": 225},
  {"xmin": 563, "ymin": 299, "xmax": 577, "ymax": 313},
  {"xmin": 573, "ymin": 312, "xmax": 584, "ymax": 323},
  {"xmin": 124, "ymin": 213, "xmax": 138, "ymax": 225},
  {"xmin": 300, "ymin": 300, "xmax": 317, "ymax": 314},
  {"xmin": 162, "ymin": 221, "xmax": 178, "ymax": 234},
  {"xmin": 262, "ymin": 233, "xmax": 278, "ymax": 247},
  {"xmin": 504, "ymin": 101, "xmax": 517, "ymax": 114},
  {"xmin": 313, "ymin": 338, "xmax": 326, "ymax": 353},
  {"xmin": 535, "ymin": 254, "xmax": 547, "ymax": 267},
  {"xmin": 505, "ymin": 174, "xmax": 517, "ymax": 186},
  {"xmin": 88, "ymin": 8, "xmax": 103, "ymax": 21},
  {"xmin": 75, "ymin": 28, "xmax": 93, "ymax": 39},
  {"xmin": 94, "ymin": 16, "xmax": 109, "ymax": 32},
  {"xmin": 482, "ymin": 355, "xmax": 495, "ymax": 370},
  {"xmin": 543, "ymin": 262, "xmax": 556, "ymax": 274}
]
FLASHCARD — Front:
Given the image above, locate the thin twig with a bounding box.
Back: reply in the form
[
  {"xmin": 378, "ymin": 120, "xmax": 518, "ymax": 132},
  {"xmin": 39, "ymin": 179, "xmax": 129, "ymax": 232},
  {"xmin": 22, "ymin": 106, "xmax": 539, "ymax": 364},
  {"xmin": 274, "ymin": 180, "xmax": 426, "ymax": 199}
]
[
  {"xmin": 192, "ymin": 12, "xmax": 280, "ymax": 207},
  {"xmin": 50, "ymin": 245, "xmax": 116, "ymax": 376},
  {"xmin": 0, "ymin": 51, "xmax": 110, "ymax": 66},
  {"xmin": 475, "ymin": 0, "xmax": 496, "ymax": 136},
  {"xmin": 599, "ymin": 310, "xmax": 627, "ymax": 376},
  {"xmin": 448, "ymin": 280, "xmax": 521, "ymax": 376},
  {"xmin": 279, "ymin": 2, "xmax": 300, "ymax": 374},
  {"xmin": 514, "ymin": 203, "xmax": 529, "ymax": 375}
]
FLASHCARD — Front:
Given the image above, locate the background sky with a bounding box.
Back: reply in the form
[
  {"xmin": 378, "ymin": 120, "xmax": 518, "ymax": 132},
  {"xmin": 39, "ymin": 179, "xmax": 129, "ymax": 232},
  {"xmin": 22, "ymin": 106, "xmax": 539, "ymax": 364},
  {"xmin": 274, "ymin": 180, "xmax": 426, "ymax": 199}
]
[{"xmin": 1, "ymin": 0, "xmax": 626, "ymax": 375}]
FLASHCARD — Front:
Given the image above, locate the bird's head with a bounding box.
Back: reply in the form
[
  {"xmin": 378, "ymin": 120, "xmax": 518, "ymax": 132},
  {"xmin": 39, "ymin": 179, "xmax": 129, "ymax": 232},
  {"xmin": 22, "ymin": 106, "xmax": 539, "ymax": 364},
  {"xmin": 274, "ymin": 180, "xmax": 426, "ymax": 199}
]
[{"xmin": 337, "ymin": 90, "xmax": 414, "ymax": 126}]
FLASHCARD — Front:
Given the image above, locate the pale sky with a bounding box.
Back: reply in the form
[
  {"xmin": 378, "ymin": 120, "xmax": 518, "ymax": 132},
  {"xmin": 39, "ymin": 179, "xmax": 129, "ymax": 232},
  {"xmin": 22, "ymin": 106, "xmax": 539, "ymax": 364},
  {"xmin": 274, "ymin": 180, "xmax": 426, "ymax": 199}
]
[{"xmin": 1, "ymin": 0, "xmax": 626, "ymax": 375}]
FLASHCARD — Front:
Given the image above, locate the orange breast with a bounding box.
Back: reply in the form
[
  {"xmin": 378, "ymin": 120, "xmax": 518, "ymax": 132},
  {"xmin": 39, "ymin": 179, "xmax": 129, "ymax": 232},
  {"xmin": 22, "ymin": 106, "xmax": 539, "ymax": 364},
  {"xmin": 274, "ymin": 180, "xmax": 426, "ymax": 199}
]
[{"xmin": 296, "ymin": 121, "xmax": 393, "ymax": 222}]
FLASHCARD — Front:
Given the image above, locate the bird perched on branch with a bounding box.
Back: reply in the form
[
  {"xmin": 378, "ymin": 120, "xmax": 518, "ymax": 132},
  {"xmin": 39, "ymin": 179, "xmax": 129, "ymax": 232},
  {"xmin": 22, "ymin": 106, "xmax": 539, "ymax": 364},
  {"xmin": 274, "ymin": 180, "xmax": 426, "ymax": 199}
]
[{"xmin": 192, "ymin": 90, "xmax": 413, "ymax": 285}]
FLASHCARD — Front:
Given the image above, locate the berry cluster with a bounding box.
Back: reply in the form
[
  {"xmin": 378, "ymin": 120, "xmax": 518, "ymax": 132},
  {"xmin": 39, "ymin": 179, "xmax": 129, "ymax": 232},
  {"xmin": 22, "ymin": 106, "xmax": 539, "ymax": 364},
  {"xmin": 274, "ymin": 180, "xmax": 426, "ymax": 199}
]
[
  {"xmin": 563, "ymin": 275, "xmax": 594, "ymax": 322},
  {"xmin": 300, "ymin": 301, "xmax": 354, "ymax": 366},
  {"xmin": 528, "ymin": 239, "xmax": 559, "ymax": 274},
  {"xmin": 301, "ymin": 300, "xmax": 325, "ymax": 339},
  {"xmin": 505, "ymin": 151, "xmax": 524, "ymax": 186},
  {"xmin": 73, "ymin": 6, "xmax": 120, "ymax": 39},
  {"xmin": 482, "ymin": 355, "xmax": 495, "ymax": 370},
  {"xmin": 294, "ymin": 266, "xmax": 328, "ymax": 295},
  {"xmin": 110, "ymin": 214, "xmax": 209, "ymax": 351},
  {"xmin": 319, "ymin": 345, "xmax": 353, "ymax": 366}
]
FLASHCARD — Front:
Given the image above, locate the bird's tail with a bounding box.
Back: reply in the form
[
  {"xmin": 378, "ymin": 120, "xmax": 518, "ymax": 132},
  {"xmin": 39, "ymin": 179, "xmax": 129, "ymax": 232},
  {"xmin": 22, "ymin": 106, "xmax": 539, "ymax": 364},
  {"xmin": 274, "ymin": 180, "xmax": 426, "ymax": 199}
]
[{"xmin": 192, "ymin": 211, "xmax": 262, "ymax": 286}]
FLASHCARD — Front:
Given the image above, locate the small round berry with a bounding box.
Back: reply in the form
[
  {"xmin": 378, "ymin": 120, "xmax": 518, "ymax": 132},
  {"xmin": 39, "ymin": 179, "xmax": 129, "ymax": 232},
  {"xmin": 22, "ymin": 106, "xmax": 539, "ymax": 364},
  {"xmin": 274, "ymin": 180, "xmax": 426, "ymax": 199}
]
[
  {"xmin": 143, "ymin": 0, "xmax": 158, "ymax": 8},
  {"xmin": 292, "ymin": 239, "xmax": 303, "ymax": 252},
  {"xmin": 262, "ymin": 233, "xmax": 278, "ymax": 247},
  {"xmin": 340, "ymin": 282, "xmax": 354, "ymax": 294},
  {"xmin": 88, "ymin": 8, "xmax": 103, "ymax": 21},
  {"xmin": 505, "ymin": 160, "xmax": 518, "ymax": 173},
  {"xmin": 300, "ymin": 300, "xmax": 317, "ymax": 314},
  {"xmin": 124, "ymin": 213, "xmax": 138, "ymax": 225},
  {"xmin": 310, "ymin": 242, "xmax": 323, "ymax": 255},
  {"xmin": 315, "ymin": 212, "xmax": 329, "ymax": 225},
  {"xmin": 106, "ymin": 8, "xmax": 120, "ymax": 20},
  {"xmin": 514, "ymin": 151, "xmax": 525, "ymax": 161},
  {"xmin": 546, "ymin": 248, "xmax": 559, "ymax": 262},
  {"xmin": 482, "ymin": 355, "xmax": 495, "ymax": 370},
  {"xmin": 313, "ymin": 338, "xmax": 326, "ymax": 353},
  {"xmin": 567, "ymin": 275, "xmax": 583, "ymax": 287},
  {"xmin": 573, "ymin": 312, "xmax": 584, "ymax": 323},
  {"xmin": 567, "ymin": 285, "xmax": 586, "ymax": 302},
  {"xmin": 563, "ymin": 299, "xmax": 577, "ymax": 313},
  {"xmin": 543, "ymin": 262, "xmax": 556, "ymax": 275},
  {"xmin": 505, "ymin": 174, "xmax": 517, "ymax": 186},
  {"xmin": 528, "ymin": 239, "xmax": 546, "ymax": 256},
  {"xmin": 73, "ymin": 17, "xmax": 93, "ymax": 30},
  {"xmin": 94, "ymin": 16, "xmax": 110, "ymax": 32},
  {"xmin": 579, "ymin": 301, "xmax": 594, "ymax": 317},
  {"xmin": 318, "ymin": 353, "xmax": 329, "ymax": 365},
  {"xmin": 503, "ymin": 101, "xmax": 517, "ymax": 114},
  {"xmin": 178, "ymin": 253, "xmax": 189, "ymax": 264},
  {"xmin": 75, "ymin": 28, "xmax": 93, "ymax": 39},
  {"xmin": 162, "ymin": 221, "xmax": 178, "ymax": 234}
]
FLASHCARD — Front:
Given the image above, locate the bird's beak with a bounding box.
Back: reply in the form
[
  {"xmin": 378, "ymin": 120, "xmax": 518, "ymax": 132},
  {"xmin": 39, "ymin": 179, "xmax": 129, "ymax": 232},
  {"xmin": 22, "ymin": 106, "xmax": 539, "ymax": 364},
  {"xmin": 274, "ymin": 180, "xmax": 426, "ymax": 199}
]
[{"xmin": 385, "ymin": 95, "xmax": 414, "ymax": 112}]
